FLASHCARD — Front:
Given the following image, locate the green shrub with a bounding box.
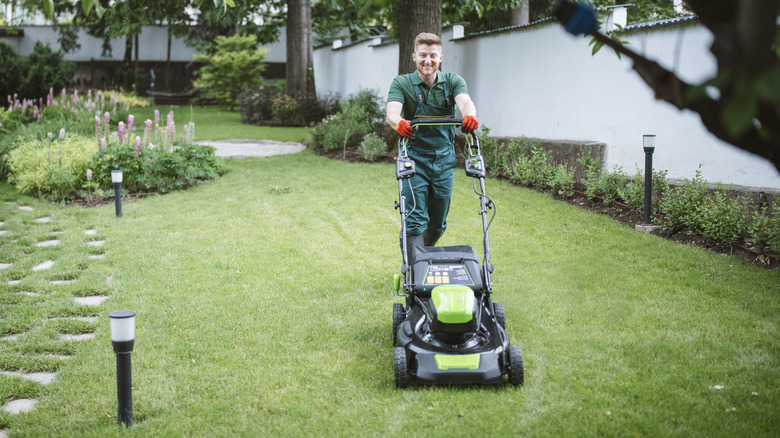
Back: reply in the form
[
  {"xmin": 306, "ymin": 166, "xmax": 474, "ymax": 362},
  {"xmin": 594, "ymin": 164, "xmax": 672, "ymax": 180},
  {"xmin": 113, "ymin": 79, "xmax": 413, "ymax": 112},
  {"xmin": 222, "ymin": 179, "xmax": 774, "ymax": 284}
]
[
  {"xmin": 0, "ymin": 41, "xmax": 23, "ymax": 100},
  {"xmin": 193, "ymin": 34, "xmax": 268, "ymax": 109},
  {"xmin": 7, "ymin": 133, "xmax": 95, "ymax": 200},
  {"xmin": 238, "ymin": 84, "xmax": 282, "ymax": 124},
  {"xmin": 748, "ymin": 199, "xmax": 780, "ymax": 253},
  {"xmin": 357, "ymin": 133, "xmax": 387, "ymax": 162},
  {"xmin": 660, "ymin": 167, "xmax": 709, "ymax": 233},
  {"xmin": 550, "ymin": 163, "xmax": 575, "ymax": 197},
  {"xmin": 598, "ymin": 166, "xmax": 627, "ymax": 205},
  {"xmin": 697, "ymin": 184, "xmax": 751, "ymax": 245},
  {"xmin": 19, "ymin": 41, "xmax": 74, "ymax": 100},
  {"xmin": 271, "ymin": 94, "xmax": 301, "ymax": 125},
  {"xmin": 621, "ymin": 167, "xmax": 645, "ymax": 210},
  {"xmin": 577, "ymin": 149, "xmax": 603, "ymax": 200},
  {"xmin": 310, "ymin": 89, "xmax": 382, "ymax": 156}
]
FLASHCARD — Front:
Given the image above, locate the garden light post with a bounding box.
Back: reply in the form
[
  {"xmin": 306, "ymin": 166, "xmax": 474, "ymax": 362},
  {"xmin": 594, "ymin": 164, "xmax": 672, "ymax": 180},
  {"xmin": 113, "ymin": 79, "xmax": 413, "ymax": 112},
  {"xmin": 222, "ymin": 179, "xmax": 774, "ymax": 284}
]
[
  {"xmin": 109, "ymin": 311, "xmax": 135, "ymax": 428},
  {"xmin": 111, "ymin": 170, "xmax": 122, "ymax": 218},
  {"xmin": 643, "ymin": 135, "xmax": 656, "ymax": 225}
]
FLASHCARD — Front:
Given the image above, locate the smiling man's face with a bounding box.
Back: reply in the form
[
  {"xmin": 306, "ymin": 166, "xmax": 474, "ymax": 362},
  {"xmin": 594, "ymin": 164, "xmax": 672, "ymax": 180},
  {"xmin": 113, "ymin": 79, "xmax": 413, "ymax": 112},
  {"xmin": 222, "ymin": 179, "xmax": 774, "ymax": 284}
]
[{"xmin": 413, "ymin": 43, "xmax": 443, "ymax": 81}]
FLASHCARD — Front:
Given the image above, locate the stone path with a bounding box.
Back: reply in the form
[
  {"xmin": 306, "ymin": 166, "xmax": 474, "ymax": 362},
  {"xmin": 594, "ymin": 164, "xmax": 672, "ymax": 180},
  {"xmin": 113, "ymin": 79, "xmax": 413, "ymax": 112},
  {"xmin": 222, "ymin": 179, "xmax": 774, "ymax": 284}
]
[
  {"xmin": 0, "ymin": 205, "xmax": 112, "ymax": 431},
  {"xmin": 195, "ymin": 138, "xmax": 306, "ymax": 159}
]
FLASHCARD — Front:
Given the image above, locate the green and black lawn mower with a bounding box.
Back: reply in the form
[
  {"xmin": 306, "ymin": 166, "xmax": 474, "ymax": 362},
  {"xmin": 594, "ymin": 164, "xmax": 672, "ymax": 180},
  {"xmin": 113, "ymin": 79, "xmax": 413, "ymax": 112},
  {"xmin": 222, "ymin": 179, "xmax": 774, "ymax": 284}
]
[{"xmin": 392, "ymin": 118, "xmax": 524, "ymax": 387}]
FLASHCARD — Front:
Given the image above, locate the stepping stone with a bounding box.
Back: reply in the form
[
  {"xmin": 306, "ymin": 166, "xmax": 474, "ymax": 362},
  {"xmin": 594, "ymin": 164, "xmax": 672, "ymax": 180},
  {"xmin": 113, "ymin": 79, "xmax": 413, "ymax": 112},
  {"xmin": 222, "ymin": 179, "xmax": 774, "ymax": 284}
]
[
  {"xmin": 7, "ymin": 280, "xmax": 22, "ymax": 285},
  {"xmin": 34, "ymin": 217, "xmax": 51, "ymax": 223},
  {"xmin": 50, "ymin": 316, "xmax": 98, "ymax": 323},
  {"xmin": 50, "ymin": 279, "xmax": 76, "ymax": 285},
  {"xmin": 33, "ymin": 260, "xmax": 55, "ymax": 271},
  {"xmin": 0, "ymin": 263, "xmax": 11, "ymax": 270},
  {"xmin": 106, "ymin": 275, "xmax": 113, "ymax": 286},
  {"xmin": 0, "ymin": 333, "xmax": 23, "ymax": 341},
  {"xmin": 58, "ymin": 333, "xmax": 95, "ymax": 341},
  {"xmin": 0, "ymin": 230, "xmax": 8, "ymax": 236},
  {"xmin": 1, "ymin": 399, "xmax": 38, "ymax": 414},
  {"xmin": 17, "ymin": 206, "xmax": 33, "ymax": 211},
  {"xmin": 74, "ymin": 296, "xmax": 108, "ymax": 306},
  {"xmin": 87, "ymin": 240, "xmax": 106, "ymax": 247},
  {"xmin": 0, "ymin": 371, "xmax": 57, "ymax": 385},
  {"xmin": 35, "ymin": 240, "xmax": 60, "ymax": 247},
  {"xmin": 0, "ymin": 221, "xmax": 4, "ymax": 226},
  {"xmin": 16, "ymin": 292, "xmax": 40, "ymax": 297},
  {"xmin": 49, "ymin": 231, "xmax": 65, "ymax": 235},
  {"xmin": 1, "ymin": 428, "xmax": 8, "ymax": 438},
  {"xmin": 88, "ymin": 254, "xmax": 105, "ymax": 260},
  {"xmin": 84, "ymin": 229, "xmax": 97, "ymax": 236}
]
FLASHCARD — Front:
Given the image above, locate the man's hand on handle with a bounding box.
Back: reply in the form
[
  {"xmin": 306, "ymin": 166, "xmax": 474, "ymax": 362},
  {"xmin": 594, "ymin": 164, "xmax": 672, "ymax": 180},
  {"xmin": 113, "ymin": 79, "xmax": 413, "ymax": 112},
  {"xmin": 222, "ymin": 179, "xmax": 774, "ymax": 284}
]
[
  {"xmin": 462, "ymin": 115, "xmax": 479, "ymax": 133},
  {"xmin": 396, "ymin": 119, "xmax": 415, "ymax": 138}
]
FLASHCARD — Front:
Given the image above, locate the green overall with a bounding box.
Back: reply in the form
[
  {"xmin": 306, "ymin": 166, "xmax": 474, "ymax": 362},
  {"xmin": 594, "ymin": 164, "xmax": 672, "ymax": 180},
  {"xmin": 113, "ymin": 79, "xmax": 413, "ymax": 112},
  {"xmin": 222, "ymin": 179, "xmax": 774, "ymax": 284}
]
[{"xmin": 403, "ymin": 72, "xmax": 457, "ymax": 236}]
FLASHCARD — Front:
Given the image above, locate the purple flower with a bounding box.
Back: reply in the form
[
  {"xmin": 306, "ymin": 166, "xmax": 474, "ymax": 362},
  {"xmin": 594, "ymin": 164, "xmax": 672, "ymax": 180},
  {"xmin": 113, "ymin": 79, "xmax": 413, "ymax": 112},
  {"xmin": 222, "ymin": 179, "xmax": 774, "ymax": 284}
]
[
  {"xmin": 134, "ymin": 136, "xmax": 141, "ymax": 157},
  {"xmin": 48, "ymin": 132, "xmax": 53, "ymax": 139},
  {"xmin": 127, "ymin": 115, "xmax": 134, "ymax": 135},
  {"xmin": 59, "ymin": 128, "xmax": 65, "ymax": 141},
  {"xmin": 86, "ymin": 169, "xmax": 92, "ymax": 180},
  {"xmin": 154, "ymin": 109, "xmax": 160, "ymax": 124},
  {"xmin": 61, "ymin": 88, "xmax": 66, "ymax": 104},
  {"xmin": 95, "ymin": 115, "xmax": 101, "ymax": 129},
  {"xmin": 100, "ymin": 138, "xmax": 106, "ymax": 150},
  {"xmin": 104, "ymin": 112, "xmax": 110, "ymax": 126},
  {"xmin": 145, "ymin": 119, "xmax": 152, "ymax": 130},
  {"xmin": 118, "ymin": 122, "xmax": 125, "ymax": 144}
]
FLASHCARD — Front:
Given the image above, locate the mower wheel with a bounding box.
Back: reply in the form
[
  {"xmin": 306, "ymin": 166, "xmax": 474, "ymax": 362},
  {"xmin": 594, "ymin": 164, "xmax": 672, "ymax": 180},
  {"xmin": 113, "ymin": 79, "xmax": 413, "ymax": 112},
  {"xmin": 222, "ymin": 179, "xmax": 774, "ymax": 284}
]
[
  {"xmin": 494, "ymin": 302, "xmax": 506, "ymax": 329},
  {"xmin": 392, "ymin": 303, "xmax": 405, "ymax": 344},
  {"xmin": 394, "ymin": 347, "xmax": 409, "ymax": 388},
  {"xmin": 507, "ymin": 345, "xmax": 524, "ymax": 386}
]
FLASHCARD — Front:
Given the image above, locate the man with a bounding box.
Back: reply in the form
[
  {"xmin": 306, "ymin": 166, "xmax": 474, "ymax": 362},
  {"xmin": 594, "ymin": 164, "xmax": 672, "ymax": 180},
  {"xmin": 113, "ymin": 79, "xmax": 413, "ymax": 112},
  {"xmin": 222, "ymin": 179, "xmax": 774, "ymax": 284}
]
[{"xmin": 386, "ymin": 32, "xmax": 479, "ymax": 255}]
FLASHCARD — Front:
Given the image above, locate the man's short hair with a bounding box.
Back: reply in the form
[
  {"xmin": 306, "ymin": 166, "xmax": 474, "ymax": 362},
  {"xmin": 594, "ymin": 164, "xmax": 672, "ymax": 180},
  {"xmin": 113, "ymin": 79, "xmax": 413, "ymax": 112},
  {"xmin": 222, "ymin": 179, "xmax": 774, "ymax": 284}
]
[{"xmin": 414, "ymin": 32, "xmax": 442, "ymax": 50}]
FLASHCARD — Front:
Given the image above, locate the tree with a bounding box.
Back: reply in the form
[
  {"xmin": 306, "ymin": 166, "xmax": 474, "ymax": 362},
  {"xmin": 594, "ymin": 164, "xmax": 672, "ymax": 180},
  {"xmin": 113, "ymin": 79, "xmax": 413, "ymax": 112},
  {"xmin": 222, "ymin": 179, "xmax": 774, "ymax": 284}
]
[
  {"xmin": 286, "ymin": 0, "xmax": 315, "ymax": 100},
  {"xmin": 554, "ymin": 0, "xmax": 780, "ymax": 171}
]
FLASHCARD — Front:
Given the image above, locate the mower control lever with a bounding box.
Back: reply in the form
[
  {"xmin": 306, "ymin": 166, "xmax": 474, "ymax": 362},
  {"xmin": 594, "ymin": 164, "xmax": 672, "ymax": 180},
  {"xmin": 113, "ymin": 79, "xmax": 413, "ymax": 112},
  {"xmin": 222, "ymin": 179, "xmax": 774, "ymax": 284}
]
[
  {"xmin": 396, "ymin": 157, "xmax": 416, "ymax": 179},
  {"xmin": 409, "ymin": 118, "xmax": 462, "ymax": 127},
  {"xmin": 465, "ymin": 155, "xmax": 486, "ymax": 178}
]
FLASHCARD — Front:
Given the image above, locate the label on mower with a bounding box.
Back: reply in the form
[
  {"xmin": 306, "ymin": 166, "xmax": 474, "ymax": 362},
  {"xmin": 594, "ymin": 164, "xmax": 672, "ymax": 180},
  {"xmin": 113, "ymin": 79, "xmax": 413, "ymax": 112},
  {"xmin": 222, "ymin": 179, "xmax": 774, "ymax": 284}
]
[{"xmin": 424, "ymin": 265, "xmax": 474, "ymax": 286}]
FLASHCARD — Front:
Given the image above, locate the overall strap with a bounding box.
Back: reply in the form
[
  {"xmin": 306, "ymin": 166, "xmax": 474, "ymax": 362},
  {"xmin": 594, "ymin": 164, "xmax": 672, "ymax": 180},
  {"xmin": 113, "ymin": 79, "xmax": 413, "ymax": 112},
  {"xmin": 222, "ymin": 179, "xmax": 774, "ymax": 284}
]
[{"xmin": 408, "ymin": 72, "xmax": 452, "ymax": 107}]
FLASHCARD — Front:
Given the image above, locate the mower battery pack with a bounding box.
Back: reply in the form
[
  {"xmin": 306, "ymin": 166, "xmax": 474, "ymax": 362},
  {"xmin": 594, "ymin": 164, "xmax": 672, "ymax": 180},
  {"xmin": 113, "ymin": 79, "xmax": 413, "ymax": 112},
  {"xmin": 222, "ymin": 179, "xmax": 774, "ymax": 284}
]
[{"xmin": 410, "ymin": 245, "xmax": 484, "ymax": 295}]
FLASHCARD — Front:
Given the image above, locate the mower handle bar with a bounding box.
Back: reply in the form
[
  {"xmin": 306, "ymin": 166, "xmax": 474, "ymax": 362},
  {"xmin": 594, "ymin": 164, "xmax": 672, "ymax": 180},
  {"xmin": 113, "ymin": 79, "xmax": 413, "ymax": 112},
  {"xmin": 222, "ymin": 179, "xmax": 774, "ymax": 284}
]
[{"xmin": 409, "ymin": 118, "xmax": 462, "ymax": 127}]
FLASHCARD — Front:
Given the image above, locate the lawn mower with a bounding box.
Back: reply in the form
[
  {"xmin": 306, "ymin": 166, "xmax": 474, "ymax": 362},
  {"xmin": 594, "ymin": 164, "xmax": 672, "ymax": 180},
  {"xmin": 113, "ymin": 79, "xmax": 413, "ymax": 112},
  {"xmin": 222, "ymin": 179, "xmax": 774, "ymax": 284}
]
[{"xmin": 392, "ymin": 118, "xmax": 524, "ymax": 387}]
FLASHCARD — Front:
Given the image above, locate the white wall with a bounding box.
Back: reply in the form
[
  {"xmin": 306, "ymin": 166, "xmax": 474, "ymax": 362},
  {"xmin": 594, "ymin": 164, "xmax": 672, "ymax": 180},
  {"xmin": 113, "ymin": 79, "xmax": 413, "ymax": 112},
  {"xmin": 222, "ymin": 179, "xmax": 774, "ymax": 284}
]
[
  {"xmin": 313, "ymin": 21, "xmax": 780, "ymax": 191},
  {"xmin": 8, "ymin": 25, "xmax": 287, "ymax": 63}
]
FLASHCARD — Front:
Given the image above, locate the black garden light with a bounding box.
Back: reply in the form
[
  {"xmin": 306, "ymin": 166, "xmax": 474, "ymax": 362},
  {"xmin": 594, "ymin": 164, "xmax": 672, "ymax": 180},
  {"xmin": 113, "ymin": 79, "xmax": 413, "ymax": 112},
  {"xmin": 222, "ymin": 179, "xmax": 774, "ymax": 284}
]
[
  {"xmin": 643, "ymin": 135, "xmax": 656, "ymax": 225},
  {"xmin": 109, "ymin": 310, "xmax": 135, "ymax": 427},
  {"xmin": 111, "ymin": 170, "xmax": 123, "ymax": 218}
]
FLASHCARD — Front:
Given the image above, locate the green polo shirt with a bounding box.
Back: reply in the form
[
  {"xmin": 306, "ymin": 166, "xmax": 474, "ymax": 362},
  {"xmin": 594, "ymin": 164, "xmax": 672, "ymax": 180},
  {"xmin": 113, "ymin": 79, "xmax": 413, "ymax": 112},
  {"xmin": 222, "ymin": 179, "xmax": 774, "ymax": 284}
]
[{"xmin": 387, "ymin": 71, "xmax": 469, "ymax": 120}]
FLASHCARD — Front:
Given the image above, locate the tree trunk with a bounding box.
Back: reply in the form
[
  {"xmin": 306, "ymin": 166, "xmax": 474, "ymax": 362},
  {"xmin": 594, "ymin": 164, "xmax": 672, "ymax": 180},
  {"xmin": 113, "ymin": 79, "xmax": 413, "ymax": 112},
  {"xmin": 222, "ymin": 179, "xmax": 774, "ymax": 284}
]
[
  {"xmin": 396, "ymin": 0, "xmax": 442, "ymax": 75},
  {"xmin": 166, "ymin": 24, "xmax": 173, "ymax": 92},
  {"xmin": 509, "ymin": 2, "xmax": 529, "ymax": 26},
  {"xmin": 286, "ymin": 0, "xmax": 314, "ymax": 100}
]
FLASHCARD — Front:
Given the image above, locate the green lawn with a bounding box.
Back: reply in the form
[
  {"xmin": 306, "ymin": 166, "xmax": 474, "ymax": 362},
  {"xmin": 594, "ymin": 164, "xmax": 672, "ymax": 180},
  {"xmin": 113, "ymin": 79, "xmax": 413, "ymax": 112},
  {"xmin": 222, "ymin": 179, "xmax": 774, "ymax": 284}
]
[
  {"xmin": 1, "ymin": 144, "xmax": 778, "ymax": 436},
  {"xmin": 129, "ymin": 105, "xmax": 311, "ymax": 143}
]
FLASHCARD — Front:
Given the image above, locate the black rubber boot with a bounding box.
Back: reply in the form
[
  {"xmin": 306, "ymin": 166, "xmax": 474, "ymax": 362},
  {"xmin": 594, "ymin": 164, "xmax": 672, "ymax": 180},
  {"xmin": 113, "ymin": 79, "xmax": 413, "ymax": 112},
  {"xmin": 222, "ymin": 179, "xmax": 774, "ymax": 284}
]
[
  {"xmin": 405, "ymin": 234, "xmax": 424, "ymax": 261},
  {"xmin": 423, "ymin": 230, "xmax": 443, "ymax": 246}
]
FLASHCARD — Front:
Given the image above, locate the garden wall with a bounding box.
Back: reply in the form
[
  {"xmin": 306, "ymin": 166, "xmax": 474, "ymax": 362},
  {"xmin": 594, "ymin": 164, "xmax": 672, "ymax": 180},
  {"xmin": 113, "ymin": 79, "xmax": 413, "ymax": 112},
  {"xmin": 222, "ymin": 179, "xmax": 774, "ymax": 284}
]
[{"xmin": 312, "ymin": 18, "xmax": 780, "ymax": 193}]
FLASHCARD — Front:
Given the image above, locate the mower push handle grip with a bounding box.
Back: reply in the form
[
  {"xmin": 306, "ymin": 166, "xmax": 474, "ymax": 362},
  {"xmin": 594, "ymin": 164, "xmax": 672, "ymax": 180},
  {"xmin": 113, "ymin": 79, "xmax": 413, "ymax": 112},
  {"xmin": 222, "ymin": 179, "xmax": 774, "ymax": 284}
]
[{"xmin": 409, "ymin": 118, "xmax": 462, "ymax": 127}]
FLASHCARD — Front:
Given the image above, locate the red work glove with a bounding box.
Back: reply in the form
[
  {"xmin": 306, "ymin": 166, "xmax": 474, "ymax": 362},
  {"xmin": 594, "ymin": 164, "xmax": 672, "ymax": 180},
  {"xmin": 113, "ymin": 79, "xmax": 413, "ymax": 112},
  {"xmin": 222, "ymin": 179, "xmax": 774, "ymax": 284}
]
[
  {"xmin": 396, "ymin": 119, "xmax": 415, "ymax": 138},
  {"xmin": 462, "ymin": 115, "xmax": 479, "ymax": 133}
]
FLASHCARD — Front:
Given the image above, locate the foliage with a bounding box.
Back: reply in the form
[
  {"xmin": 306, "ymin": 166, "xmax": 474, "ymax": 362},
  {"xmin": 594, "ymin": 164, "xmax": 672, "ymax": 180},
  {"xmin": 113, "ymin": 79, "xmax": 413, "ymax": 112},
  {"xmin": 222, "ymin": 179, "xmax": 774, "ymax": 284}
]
[
  {"xmin": 577, "ymin": 148, "xmax": 603, "ymax": 201},
  {"xmin": 748, "ymin": 199, "xmax": 780, "ymax": 254},
  {"xmin": 549, "ymin": 163, "xmax": 575, "ymax": 197},
  {"xmin": 238, "ymin": 84, "xmax": 284, "ymax": 125},
  {"xmin": 598, "ymin": 166, "xmax": 627, "ymax": 205},
  {"xmin": 310, "ymin": 89, "xmax": 384, "ymax": 156},
  {"xmin": 192, "ymin": 34, "xmax": 268, "ymax": 110},
  {"xmin": 271, "ymin": 94, "xmax": 301, "ymax": 126},
  {"xmin": 696, "ymin": 184, "xmax": 752, "ymax": 245},
  {"xmin": 6, "ymin": 133, "xmax": 95, "ymax": 200},
  {"xmin": 357, "ymin": 132, "xmax": 388, "ymax": 162},
  {"xmin": 0, "ymin": 41, "xmax": 23, "ymax": 100},
  {"xmin": 660, "ymin": 167, "xmax": 709, "ymax": 234},
  {"xmin": 18, "ymin": 41, "xmax": 75, "ymax": 100}
]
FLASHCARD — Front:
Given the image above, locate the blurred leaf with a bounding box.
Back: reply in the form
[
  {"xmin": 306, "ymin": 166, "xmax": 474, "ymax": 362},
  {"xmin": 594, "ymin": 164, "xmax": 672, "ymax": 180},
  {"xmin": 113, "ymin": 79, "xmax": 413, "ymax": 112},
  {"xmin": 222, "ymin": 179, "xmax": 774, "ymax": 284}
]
[{"xmin": 43, "ymin": 0, "xmax": 54, "ymax": 18}]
